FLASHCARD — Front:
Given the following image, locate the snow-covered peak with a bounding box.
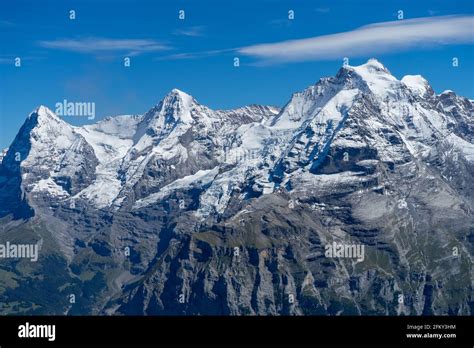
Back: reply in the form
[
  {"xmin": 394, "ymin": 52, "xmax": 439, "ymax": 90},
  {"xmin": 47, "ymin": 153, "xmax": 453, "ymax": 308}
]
[
  {"xmin": 401, "ymin": 75, "xmax": 433, "ymax": 97},
  {"xmin": 340, "ymin": 58, "xmax": 391, "ymax": 77},
  {"xmin": 358, "ymin": 58, "xmax": 388, "ymax": 71},
  {"xmin": 36, "ymin": 105, "xmax": 51, "ymax": 115},
  {"xmin": 29, "ymin": 105, "xmax": 62, "ymax": 125},
  {"xmin": 162, "ymin": 88, "xmax": 194, "ymax": 113},
  {"xmin": 144, "ymin": 88, "xmax": 197, "ymax": 131},
  {"xmin": 15, "ymin": 105, "xmax": 74, "ymax": 144},
  {"xmin": 344, "ymin": 59, "xmax": 399, "ymax": 97},
  {"xmin": 169, "ymin": 88, "xmax": 192, "ymax": 99},
  {"xmin": 26, "ymin": 106, "xmax": 76, "ymax": 147},
  {"xmin": 440, "ymin": 90, "xmax": 455, "ymax": 96},
  {"xmin": 1, "ymin": 102, "xmax": 97, "ymax": 196}
]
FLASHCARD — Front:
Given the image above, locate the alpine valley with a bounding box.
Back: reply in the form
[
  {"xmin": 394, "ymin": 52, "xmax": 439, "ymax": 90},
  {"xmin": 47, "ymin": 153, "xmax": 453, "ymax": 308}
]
[{"xmin": 0, "ymin": 59, "xmax": 472, "ymax": 315}]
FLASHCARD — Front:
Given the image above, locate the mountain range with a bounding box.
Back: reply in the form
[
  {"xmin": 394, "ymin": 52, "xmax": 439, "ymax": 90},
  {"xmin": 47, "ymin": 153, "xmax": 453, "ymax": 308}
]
[{"xmin": 0, "ymin": 59, "xmax": 472, "ymax": 315}]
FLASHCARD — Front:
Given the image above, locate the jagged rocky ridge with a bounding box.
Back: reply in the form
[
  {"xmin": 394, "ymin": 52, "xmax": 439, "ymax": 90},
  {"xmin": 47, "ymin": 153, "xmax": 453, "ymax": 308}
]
[{"xmin": 0, "ymin": 59, "xmax": 472, "ymax": 315}]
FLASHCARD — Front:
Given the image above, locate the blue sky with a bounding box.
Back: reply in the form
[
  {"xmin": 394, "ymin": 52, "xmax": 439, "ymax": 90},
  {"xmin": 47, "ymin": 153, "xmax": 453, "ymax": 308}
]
[{"xmin": 1, "ymin": 0, "xmax": 473, "ymax": 149}]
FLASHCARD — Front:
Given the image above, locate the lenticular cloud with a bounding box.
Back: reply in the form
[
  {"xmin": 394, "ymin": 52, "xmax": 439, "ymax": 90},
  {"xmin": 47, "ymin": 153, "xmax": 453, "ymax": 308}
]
[{"xmin": 238, "ymin": 15, "xmax": 474, "ymax": 63}]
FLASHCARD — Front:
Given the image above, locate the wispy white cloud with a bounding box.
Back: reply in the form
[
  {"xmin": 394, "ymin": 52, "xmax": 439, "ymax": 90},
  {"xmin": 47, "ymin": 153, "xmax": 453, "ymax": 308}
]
[
  {"xmin": 155, "ymin": 52, "xmax": 201, "ymax": 60},
  {"xmin": 155, "ymin": 48, "xmax": 233, "ymax": 61},
  {"xmin": 238, "ymin": 15, "xmax": 474, "ymax": 64},
  {"xmin": 38, "ymin": 37, "xmax": 170, "ymax": 56},
  {"xmin": 173, "ymin": 26, "xmax": 205, "ymax": 37}
]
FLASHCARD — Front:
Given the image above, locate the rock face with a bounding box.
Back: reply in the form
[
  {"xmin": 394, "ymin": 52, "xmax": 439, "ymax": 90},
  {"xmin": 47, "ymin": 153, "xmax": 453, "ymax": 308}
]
[{"xmin": 0, "ymin": 59, "xmax": 472, "ymax": 315}]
